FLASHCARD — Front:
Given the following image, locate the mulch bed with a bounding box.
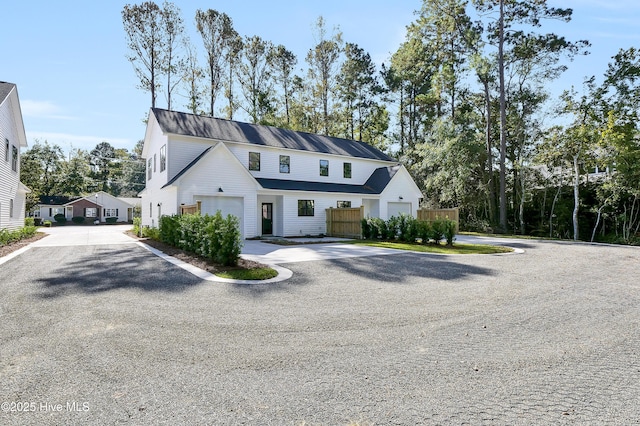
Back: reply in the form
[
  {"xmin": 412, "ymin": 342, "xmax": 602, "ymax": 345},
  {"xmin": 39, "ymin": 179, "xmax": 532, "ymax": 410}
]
[
  {"xmin": 126, "ymin": 231, "xmax": 268, "ymax": 274},
  {"xmin": 0, "ymin": 232, "xmax": 48, "ymax": 258}
]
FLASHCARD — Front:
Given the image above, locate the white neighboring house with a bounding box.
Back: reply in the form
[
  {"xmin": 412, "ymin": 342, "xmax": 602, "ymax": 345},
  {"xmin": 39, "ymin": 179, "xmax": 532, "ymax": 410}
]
[
  {"xmin": 0, "ymin": 82, "xmax": 30, "ymax": 231},
  {"xmin": 140, "ymin": 108, "xmax": 423, "ymax": 238},
  {"xmin": 35, "ymin": 192, "xmax": 136, "ymax": 223}
]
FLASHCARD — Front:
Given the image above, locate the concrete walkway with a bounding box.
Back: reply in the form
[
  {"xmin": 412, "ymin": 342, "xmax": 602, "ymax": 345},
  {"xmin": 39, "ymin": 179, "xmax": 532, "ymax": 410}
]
[{"xmin": 241, "ymin": 239, "xmax": 405, "ymax": 264}]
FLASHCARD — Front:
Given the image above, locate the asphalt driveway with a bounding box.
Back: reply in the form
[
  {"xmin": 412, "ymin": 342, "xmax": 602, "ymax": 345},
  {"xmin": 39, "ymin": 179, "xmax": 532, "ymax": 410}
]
[{"xmin": 1, "ymin": 226, "xmax": 639, "ymax": 424}]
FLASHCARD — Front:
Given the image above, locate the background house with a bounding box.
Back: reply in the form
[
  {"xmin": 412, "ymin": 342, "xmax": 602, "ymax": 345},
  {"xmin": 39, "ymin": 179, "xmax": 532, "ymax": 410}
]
[
  {"xmin": 34, "ymin": 192, "xmax": 136, "ymax": 223},
  {"xmin": 141, "ymin": 108, "xmax": 422, "ymax": 238},
  {"xmin": 0, "ymin": 81, "xmax": 30, "ymax": 230}
]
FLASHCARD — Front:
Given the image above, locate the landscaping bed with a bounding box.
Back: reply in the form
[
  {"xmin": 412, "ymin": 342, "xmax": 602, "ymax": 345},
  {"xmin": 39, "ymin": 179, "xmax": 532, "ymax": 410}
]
[
  {"xmin": 0, "ymin": 232, "xmax": 48, "ymax": 258},
  {"xmin": 127, "ymin": 231, "xmax": 277, "ymax": 279}
]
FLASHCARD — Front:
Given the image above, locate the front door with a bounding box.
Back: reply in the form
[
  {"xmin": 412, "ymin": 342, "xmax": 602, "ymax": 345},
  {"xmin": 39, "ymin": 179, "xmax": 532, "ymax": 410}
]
[{"xmin": 262, "ymin": 203, "xmax": 273, "ymax": 235}]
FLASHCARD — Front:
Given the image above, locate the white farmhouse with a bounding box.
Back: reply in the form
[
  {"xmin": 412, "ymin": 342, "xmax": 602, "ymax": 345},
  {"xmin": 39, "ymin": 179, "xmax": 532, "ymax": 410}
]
[
  {"xmin": 140, "ymin": 108, "xmax": 422, "ymax": 238},
  {"xmin": 0, "ymin": 82, "xmax": 30, "ymax": 231}
]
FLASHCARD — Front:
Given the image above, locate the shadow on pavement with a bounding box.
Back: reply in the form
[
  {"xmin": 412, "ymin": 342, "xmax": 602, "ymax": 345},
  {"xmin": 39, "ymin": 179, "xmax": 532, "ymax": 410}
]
[
  {"xmin": 325, "ymin": 253, "xmax": 495, "ymax": 284},
  {"xmin": 34, "ymin": 246, "xmax": 203, "ymax": 298}
]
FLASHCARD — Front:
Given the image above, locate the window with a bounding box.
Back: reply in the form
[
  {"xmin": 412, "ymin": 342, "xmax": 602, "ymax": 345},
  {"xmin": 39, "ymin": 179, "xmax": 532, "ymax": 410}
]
[
  {"xmin": 249, "ymin": 152, "xmax": 260, "ymax": 171},
  {"xmin": 319, "ymin": 160, "xmax": 329, "ymax": 176},
  {"xmin": 279, "ymin": 155, "xmax": 290, "ymax": 173},
  {"xmin": 104, "ymin": 208, "xmax": 119, "ymax": 217},
  {"xmin": 298, "ymin": 200, "xmax": 315, "ymax": 216},
  {"xmin": 11, "ymin": 145, "xmax": 18, "ymax": 171},
  {"xmin": 9, "ymin": 199, "xmax": 13, "ymax": 218},
  {"xmin": 343, "ymin": 162, "xmax": 352, "ymax": 179},
  {"xmin": 85, "ymin": 208, "xmax": 97, "ymax": 218},
  {"xmin": 4, "ymin": 139, "xmax": 8, "ymax": 162},
  {"xmin": 149, "ymin": 203, "xmax": 152, "ymax": 217},
  {"xmin": 160, "ymin": 145, "xmax": 166, "ymax": 172},
  {"xmin": 147, "ymin": 158, "xmax": 152, "ymax": 180},
  {"xmin": 337, "ymin": 201, "xmax": 351, "ymax": 208}
]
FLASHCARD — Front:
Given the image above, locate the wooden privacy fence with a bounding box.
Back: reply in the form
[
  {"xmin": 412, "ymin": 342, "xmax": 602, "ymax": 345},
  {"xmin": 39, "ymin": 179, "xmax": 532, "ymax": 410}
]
[
  {"xmin": 325, "ymin": 206, "xmax": 460, "ymax": 238},
  {"xmin": 180, "ymin": 201, "xmax": 201, "ymax": 215},
  {"xmin": 325, "ymin": 206, "xmax": 364, "ymax": 238},
  {"xmin": 417, "ymin": 207, "xmax": 459, "ymax": 232}
]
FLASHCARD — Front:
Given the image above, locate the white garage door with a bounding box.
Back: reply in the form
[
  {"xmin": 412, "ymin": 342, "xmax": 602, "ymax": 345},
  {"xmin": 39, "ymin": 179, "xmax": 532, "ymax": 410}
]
[
  {"xmin": 387, "ymin": 202, "xmax": 412, "ymax": 218},
  {"xmin": 200, "ymin": 196, "xmax": 244, "ymax": 236}
]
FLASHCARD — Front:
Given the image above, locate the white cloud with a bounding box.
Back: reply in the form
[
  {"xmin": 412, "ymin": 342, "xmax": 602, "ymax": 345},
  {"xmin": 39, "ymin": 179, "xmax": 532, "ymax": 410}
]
[
  {"xmin": 25, "ymin": 131, "xmax": 135, "ymax": 153},
  {"xmin": 21, "ymin": 100, "xmax": 77, "ymax": 120}
]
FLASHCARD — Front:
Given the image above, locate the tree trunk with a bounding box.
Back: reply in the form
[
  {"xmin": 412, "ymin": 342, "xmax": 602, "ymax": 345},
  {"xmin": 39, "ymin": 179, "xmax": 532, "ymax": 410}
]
[
  {"xmin": 549, "ymin": 170, "xmax": 562, "ymax": 238},
  {"xmin": 519, "ymin": 166, "xmax": 526, "ymax": 235},
  {"xmin": 572, "ymin": 154, "xmax": 579, "ymax": 241},
  {"xmin": 483, "ymin": 78, "xmax": 495, "ymax": 225},
  {"xmin": 498, "ymin": 0, "xmax": 508, "ymax": 231}
]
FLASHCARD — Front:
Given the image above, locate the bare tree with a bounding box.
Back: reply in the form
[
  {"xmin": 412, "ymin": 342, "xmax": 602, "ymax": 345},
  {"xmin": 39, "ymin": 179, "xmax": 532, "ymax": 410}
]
[
  {"xmin": 195, "ymin": 9, "xmax": 235, "ymax": 117},
  {"xmin": 123, "ymin": 2, "xmax": 163, "ymax": 108}
]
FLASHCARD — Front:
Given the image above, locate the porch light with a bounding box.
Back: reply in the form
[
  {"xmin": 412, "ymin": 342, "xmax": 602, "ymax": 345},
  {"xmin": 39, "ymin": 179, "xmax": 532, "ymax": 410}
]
[{"xmin": 218, "ymin": 187, "xmax": 224, "ymax": 192}]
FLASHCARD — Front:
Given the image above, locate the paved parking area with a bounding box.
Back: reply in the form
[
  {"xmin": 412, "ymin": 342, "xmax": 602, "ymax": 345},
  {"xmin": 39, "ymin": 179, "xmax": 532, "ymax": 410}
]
[{"xmin": 1, "ymin": 227, "xmax": 639, "ymax": 424}]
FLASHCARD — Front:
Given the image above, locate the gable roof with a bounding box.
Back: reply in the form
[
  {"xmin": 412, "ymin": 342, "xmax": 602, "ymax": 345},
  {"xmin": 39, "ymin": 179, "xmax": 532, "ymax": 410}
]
[
  {"xmin": 151, "ymin": 108, "xmax": 394, "ymax": 162},
  {"xmin": 0, "ymin": 82, "xmax": 16, "ymax": 105},
  {"xmin": 38, "ymin": 195, "xmax": 77, "ymax": 205},
  {"xmin": 162, "ymin": 146, "xmax": 213, "ymax": 188},
  {"xmin": 0, "ymin": 81, "xmax": 28, "ymax": 148}
]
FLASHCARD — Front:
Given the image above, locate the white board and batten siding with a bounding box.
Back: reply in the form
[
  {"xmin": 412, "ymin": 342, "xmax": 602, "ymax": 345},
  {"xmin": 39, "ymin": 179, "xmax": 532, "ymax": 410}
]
[
  {"xmin": 280, "ymin": 193, "xmax": 365, "ymax": 237},
  {"xmin": 226, "ymin": 142, "xmax": 385, "ymax": 185},
  {"xmin": 379, "ymin": 166, "xmax": 423, "ymax": 220},
  {"xmin": 0, "ymin": 85, "xmax": 27, "ymax": 231},
  {"xmin": 174, "ymin": 143, "xmax": 259, "ymax": 238}
]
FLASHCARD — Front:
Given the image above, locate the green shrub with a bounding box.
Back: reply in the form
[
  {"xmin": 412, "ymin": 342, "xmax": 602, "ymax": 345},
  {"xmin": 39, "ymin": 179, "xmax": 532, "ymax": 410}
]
[
  {"xmin": 416, "ymin": 221, "xmax": 432, "ymax": 244},
  {"xmin": 156, "ymin": 211, "xmax": 242, "ymax": 266},
  {"xmin": 0, "ymin": 226, "xmax": 38, "ymax": 247},
  {"xmin": 142, "ymin": 226, "xmax": 160, "ymax": 240},
  {"xmin": 361, "ymin": 218, "xmax": 371, "ymax": 239},
  {"xmin": 217, "ymin": 214, "xmax": 242, "ymax": 266},
  {"xmin": 368, "ymin": 217, "xmax": 384, "ymax": 240},
  {"xmin": 132, "ymin": 217, "xmax": 142, "ymax": 237},
  {"xmin": 105, "ymin": 217, "xmax": 118, "ymax": 224},
  {"xmin": 24, "ymin": 217, "xmax": 35, "ymax": 227},
  {"xmin": 431, "ymin": 219, "xmax": 446, "ymax": 245},
  {"xmin": 43, "ymin": 220, "xmax": 52, "ymax": 227},
  {"xmin": 443, "ymin": 219, "xmax": 457, "ymax": 246},
  {"xmin": 53, "ymin": 214, "xmax": 67, "ymax": 224},
  {"xmin": 397, "ymin": 214, "xmax": 418, "ymax": 243},
  {"xmin": 72, "ymin": 216, "xmax": 85, "ymax": 224}
]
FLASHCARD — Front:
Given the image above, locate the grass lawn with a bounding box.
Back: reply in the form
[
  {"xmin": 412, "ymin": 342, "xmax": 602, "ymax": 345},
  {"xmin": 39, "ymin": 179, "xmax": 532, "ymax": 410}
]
[
  {"xmin": 347, "ymin": 239, "xmax": 514, "ymax": 254},
  {"xmin": 215, "ymin": 268, "xmax": 279, "ymax": 280}
]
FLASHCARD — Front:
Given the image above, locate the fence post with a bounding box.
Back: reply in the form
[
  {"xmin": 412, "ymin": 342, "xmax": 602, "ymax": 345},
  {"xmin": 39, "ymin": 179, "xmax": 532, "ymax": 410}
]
[{"xmin": 196, "ymin": 200, "xmax": 202, "ymax": 214}]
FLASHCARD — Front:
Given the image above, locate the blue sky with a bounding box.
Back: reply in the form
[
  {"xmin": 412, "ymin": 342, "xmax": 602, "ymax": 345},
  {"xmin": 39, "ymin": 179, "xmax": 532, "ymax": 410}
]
[{"xmin": 2, "ymin": 0, "xmax": 639, "ymax": 155}]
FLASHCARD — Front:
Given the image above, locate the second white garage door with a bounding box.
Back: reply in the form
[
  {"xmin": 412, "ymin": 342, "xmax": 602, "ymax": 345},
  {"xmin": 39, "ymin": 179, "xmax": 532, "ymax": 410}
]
[{"xmin": 387, "ymin": 202, "xmax": 412, "ymax": 218}]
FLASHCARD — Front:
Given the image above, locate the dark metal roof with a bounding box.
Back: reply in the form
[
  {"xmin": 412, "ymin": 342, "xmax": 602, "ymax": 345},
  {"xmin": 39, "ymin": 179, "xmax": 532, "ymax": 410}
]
[
  {"xmin": 256, "ymin": 165, "xmax": 401, "ymax": 195},
  {"xmin": 151, "ymin": 108, "xmax": 394, "ymax": 162},
  {"xmin": 0, "ymin": 81, "xmax": 16, "ymax": 105},
  {"xmin": 256, "ymin": 178, "xmax": 379, "ymax": 194},
  {"xmin": 362, "ymin": 164, "xmax": 401, "ymax": 193}
]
